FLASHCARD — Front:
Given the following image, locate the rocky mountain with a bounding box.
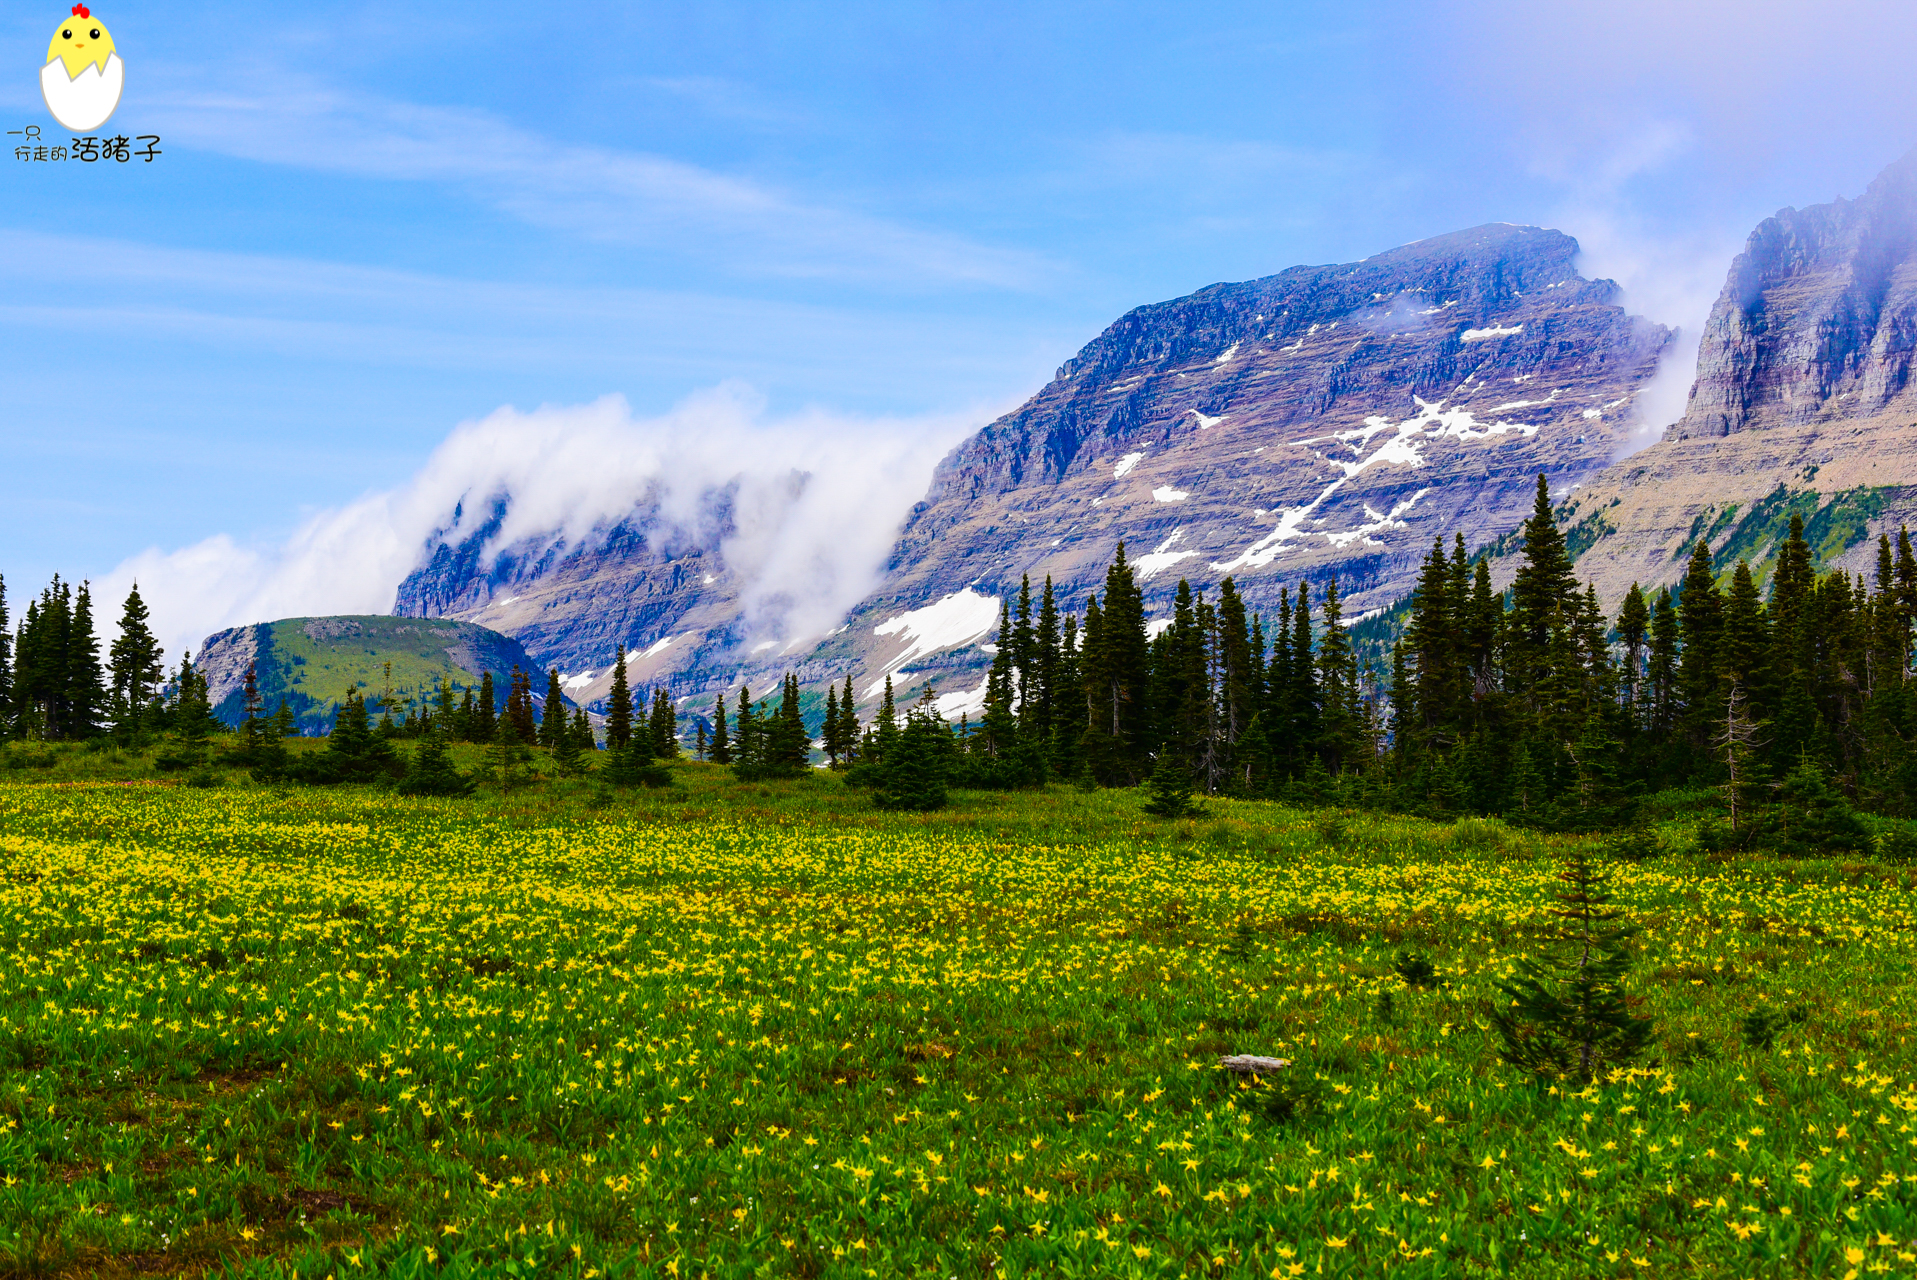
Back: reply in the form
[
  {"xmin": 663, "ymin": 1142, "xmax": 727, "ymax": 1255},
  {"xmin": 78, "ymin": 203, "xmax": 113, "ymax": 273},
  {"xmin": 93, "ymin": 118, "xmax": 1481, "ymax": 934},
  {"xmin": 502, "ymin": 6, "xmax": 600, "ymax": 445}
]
[
  {"xmin": 1551, "ymin": 147, "xmax": 1917, "ymax": 604},
  {"xmin": 196, "ymin": 615, "xmax": 548, "ymax": 734},
  {"xmin": 392, "ymin": 223, "xmax": 1671, "ymax": 714}
]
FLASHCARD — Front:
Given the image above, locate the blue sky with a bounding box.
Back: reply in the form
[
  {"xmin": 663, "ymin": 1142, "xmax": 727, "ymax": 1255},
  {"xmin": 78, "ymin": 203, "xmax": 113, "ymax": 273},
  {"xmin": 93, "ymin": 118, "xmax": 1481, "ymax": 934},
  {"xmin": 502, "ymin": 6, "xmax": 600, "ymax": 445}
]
[{"xmin": 5, "ymin": 0, "xmax": 1917, "ymax": 646}]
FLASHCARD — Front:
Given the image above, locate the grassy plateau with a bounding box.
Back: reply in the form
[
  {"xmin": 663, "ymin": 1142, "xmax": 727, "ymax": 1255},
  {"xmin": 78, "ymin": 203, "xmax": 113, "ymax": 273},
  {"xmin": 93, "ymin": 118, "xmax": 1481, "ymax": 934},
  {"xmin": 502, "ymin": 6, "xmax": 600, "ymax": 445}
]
[{"xmin": 0, "ymin": 743, "xmax": 1912, "ymax": 1278}]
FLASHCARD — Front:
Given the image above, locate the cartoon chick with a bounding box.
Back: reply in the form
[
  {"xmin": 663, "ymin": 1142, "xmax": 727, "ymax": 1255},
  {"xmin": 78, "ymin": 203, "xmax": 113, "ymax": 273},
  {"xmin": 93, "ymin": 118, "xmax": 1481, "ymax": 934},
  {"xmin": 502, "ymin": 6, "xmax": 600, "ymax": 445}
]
[{"xmin": 42, "ymin": 4, "xmax": 123, "ymax": 132}]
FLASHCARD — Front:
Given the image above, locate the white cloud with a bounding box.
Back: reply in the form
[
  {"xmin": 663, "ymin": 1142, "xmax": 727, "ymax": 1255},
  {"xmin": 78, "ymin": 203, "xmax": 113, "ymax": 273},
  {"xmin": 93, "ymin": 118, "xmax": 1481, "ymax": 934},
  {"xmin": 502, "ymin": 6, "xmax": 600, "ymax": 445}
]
[{"xmin": 98, "ymin": 385, "xmax": 977, "ymax": 664}]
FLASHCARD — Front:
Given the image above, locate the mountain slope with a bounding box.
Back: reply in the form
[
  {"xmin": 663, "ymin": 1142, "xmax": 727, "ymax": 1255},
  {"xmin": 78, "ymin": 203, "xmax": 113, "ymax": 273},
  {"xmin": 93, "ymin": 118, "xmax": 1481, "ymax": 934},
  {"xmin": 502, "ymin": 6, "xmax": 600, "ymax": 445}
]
[
  {"xmin": 1555, "ymin": 147, "xmax": 1917, "ymax": 604},
  {"xmin": 196, "ymin": 616, "xmax": 548, "ymax": 734},
  {"xmin": 393, "ymin": 224, "xmax": 1671, "ymax": 714}
]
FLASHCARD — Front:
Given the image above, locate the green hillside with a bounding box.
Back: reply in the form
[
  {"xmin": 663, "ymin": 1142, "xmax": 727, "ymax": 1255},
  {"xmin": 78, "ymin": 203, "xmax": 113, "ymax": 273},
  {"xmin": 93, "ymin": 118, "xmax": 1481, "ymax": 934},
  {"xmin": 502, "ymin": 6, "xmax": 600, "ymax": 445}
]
[{"xmin": 198, "ymin": 615, "xmax": 550, "ymax": 735}]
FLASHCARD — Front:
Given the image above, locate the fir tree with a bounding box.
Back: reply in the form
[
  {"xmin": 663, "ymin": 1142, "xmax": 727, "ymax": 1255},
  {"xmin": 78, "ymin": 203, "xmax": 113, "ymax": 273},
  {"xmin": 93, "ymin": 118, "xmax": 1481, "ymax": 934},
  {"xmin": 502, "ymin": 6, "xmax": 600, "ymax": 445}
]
[
  {"xmin": 1142, "ymin": 749, "xmax": 1199, "ymax": 819},
  {"xmin": 473, "ymin": 671, "xmax": 497, "ymax": 743},
  {"xmin": 538, "ymin": 668, "xmax": 567, "ymax": 748},
  {"xmin": 0, "ymin": 573, "xmax": 10, "ymax": 739},
  {"xmin": 397, "ymin": 725, "xmax": 475, "ymax": 796},
  {"xmin": 823, "ymin": 684, "xmax": 842, "ymax": 767},
  {"xmin": 1491, "ymin": 849, "xmax": 1653, "ymax": 1080},
  {"xmin": 66, "ymin": 581, "xmax": 104, "ymax": 737},
  {"xmin": 650, "ymin": 687, "xmax": 680, "ymax": 758},
  {"xmin": 606, "ymin": 649, "xmax": 632, "ymax": 749},
  {"xmin": 873, "ymin": 698, "xmax": 950, "ymax": 811},
  {"xmin": 709, "ymin": 693, "xmax": 731, "ymax": 764}
]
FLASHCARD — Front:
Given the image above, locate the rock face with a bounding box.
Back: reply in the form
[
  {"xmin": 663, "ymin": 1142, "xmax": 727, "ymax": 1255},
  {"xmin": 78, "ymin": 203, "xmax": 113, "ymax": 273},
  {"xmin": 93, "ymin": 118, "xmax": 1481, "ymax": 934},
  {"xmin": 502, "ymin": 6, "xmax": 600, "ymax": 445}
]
[
  {"xmin": 197, "ymin": 615, "xmax": 547, "ymax": 734},
  {"xmin": 1672, "ymin": 150, "xmax": 1917, "ymax": 441},
  {"xmin": 1552, "ymin": 148, "xmax": 1917, "ymax": 607},
  {"xmin": 393, "ymin": 224, "xmax": 1670, "ymax": 713},
  {"xmin": 393, "ymin": 495, "xmax": 742, "ymax": 709}
]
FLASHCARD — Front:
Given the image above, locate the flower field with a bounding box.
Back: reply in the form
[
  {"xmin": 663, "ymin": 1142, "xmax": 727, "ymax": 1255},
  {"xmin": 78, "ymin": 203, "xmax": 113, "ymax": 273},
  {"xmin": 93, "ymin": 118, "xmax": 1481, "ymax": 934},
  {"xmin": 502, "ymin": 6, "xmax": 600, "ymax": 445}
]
[{"xmin": 0, "ymin": 777, "xmax": 1913, "ymax": 1278}]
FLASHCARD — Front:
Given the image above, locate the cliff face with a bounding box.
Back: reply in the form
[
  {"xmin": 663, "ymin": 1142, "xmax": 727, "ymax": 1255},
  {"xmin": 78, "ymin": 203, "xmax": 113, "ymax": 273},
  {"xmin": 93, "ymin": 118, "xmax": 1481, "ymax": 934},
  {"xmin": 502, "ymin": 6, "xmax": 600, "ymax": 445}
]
[
  {"xmin": 393, "ymin": 224, "xmax": 1670, "ymax": 713},
  {"xmin": 1673, "ymin": 150, "xmax": 1917, "ymax": 441},
  {"xmin": 1551, "ymin": 148, "xmax": 1917, "ymax": 607},
  {"xmin": 880, "ymin": 224, "xmax": 1667, "ymax": 618}
]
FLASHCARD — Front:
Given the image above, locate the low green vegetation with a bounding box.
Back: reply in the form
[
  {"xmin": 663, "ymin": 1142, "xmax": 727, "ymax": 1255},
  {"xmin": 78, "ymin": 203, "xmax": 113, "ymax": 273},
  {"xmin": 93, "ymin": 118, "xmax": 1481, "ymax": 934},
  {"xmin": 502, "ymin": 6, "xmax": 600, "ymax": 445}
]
[{"xmin": 0, "ymin": 761, "xmax": 1913, "ymax": 1279}]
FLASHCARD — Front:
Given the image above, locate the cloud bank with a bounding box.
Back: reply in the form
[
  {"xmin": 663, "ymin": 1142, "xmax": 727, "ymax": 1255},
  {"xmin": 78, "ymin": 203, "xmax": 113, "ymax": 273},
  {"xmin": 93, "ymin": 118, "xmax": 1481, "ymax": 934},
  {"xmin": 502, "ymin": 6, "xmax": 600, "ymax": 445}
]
[{"xmin": 100, "ymin": 386, "xmax": 979, "ymax": 664}]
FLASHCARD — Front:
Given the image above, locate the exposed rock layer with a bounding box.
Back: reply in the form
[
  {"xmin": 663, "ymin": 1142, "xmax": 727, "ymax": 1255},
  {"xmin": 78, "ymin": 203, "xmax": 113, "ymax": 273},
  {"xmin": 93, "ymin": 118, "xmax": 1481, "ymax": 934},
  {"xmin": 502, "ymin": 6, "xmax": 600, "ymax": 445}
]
[{"xmin": 1556, "ymin": 149, "xmax": 1917, "ymax": 606}]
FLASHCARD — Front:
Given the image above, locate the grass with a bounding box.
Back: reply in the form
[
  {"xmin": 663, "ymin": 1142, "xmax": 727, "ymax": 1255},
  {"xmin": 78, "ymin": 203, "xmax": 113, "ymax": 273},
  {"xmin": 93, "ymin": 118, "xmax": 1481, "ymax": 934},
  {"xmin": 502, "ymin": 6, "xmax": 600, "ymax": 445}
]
[{"xmin": 0, "ymin": 746, "xmax": 1912, "ymax": 1278}]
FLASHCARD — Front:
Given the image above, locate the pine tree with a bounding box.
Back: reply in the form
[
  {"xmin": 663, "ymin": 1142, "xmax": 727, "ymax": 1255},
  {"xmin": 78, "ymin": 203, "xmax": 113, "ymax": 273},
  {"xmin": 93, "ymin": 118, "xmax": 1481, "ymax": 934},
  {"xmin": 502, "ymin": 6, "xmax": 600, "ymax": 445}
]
[
  {"xmin": 823, "ymin": 684, "xmax": 842, "ymax": 767},
  {"xmin": 505, "ymin": 666, "xmax": 538, "ymax": 743},
  {"xmin": 0, "ymin": 573, "xmax": 10, "ymax": 739},
  {"xmin": 1677, "ymin": 539, "xmax": 1724, "ymax": 748},
  {"xmin": 553, "ymin": 715, "xmax": 587, "ymax": 777},
  {"xmin": 1491, "ymin": 849, "xmax": 1653, "ymax": 1080},
  {"xmin": 539, "ymin": 668, "xmax": 567, "ymax": 748},
  {"xmin": 397, "ymin": 724, "xmax": 475, "ymax": 796},
  {"xmin": 474, "ymin": 671, "xmax": 497, "ymax": 743},
  {"xmin": 606, "ymin": 648, "xmax": 632, "ymax": 750},
  {"xmin": 1316, "ymin": 576, "xmax": 1363, "ymax": 773},
  {"xmin": 839, "ymin": 674, "xmax": 860, "ymax": 765},
  {"xmin": 871, "ymin": 676, "xmax": 899, "ymax": 762},
  {"xmin": 980, "ymin": 600, "xmax": 1019, "ymax": 758},
  {"xmin": 1616, "ymin": 584, "xmax": 1650, "ymax": 726},
  {"xmin": 709, "ymin": 693, "xmax": 732, "ymax": 764},
  {"xmin": 66, "ymin": 581, "xmax": 104, "ymax": 737},
  {"xmin": 1143, "ymin": 748, "xmax": 1199, "ymax": 818},
  {"xmin": 873, "ymin": 699, "xmax": 950, "ymax": 811},
  {"xmin": 650, "ymin": 687, "xmax": 680, "ymax": 758},
  {"xmin": 238, "ymin": 662, "xmax": 269, "ymax": 759}
]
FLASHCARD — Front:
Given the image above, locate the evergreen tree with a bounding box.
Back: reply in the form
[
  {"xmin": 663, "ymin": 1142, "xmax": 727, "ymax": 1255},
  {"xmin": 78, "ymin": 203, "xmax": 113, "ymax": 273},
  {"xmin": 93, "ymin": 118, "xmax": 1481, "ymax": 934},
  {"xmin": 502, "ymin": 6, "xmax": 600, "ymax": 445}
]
[
  {"xmin": 538, "ymin": 668, "xmax": 567, "ymax": 748},
  {"xmin": 553, "ymin": 715, "xmax": 587, "ymax": 776},
  {"xmin": 1142, "ymin": 749, "xmax": 1199, "ymax": 818},
  {"xmin": 1315, "ymin": 576, "xmax": 1364, "ymax": 773},
  {"xmin": 837, "ymin": 675, "xmax": 860, "ymax": 765},
  {"xmin": 1616, "ymin": 584, "xmax": 1650, "ymax": 727},
  {"xmin": 473, "ymin": 671, "xmax": 498, "ymax": 743},
  {"xmin": 606, "ymin": 649, "xmax": 631, "ymax": 749},
  {"xmin": 66, "ymin": 581, "xmax": 104, "ymax": 737},
  {"xmin": 651, "ymin": 687, "xmax": 680, "ymax": 758},
  {"xmin": 1491, "ymin": 849, "xmax": 1654, "ymax": 1080},
  {"xmin": 873, "ymin": 698, "xmax": 950, "ymax": 811},
  {"xmin": 0, "ymin": 573, "xmax": 10, "ymax": 739},
  {"xmin": 870, "ymin": 676, "xmax": 899, "ymax": 763},
  {"xmin": 504, "ymin": 666, "xmax": 537, "ymax": 743},
  {"xmin": 397, "ymin": 725, "xmax": 475, "ymax": 796},
  {"xmin": 823, "ymin": 684, "xmax": 842, "ymax": 767},
  {"xmin": 709, "ymin": 693, "xmax": 731, "ymax": 764}
]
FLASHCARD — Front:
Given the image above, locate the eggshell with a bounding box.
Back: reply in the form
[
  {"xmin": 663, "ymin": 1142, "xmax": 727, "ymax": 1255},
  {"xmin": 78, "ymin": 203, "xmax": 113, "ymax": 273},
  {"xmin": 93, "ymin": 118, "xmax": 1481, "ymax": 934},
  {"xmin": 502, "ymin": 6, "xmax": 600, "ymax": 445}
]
[{"xmin": 42, "ymin": 53, "xmax": 123, "ymax": 133}]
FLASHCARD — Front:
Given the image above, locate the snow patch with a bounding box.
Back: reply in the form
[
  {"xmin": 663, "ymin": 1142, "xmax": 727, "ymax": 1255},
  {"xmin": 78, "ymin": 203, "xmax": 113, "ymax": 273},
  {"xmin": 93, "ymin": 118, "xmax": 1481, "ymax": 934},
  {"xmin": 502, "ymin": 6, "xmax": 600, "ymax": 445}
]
[
  {"xmin": 1581, "ymin": 408, "xmax": 1603, "ymax": 419},
  {"xmin": 1152, "ymin": 485, "xmax": 1191, "ymax": 503},
  {"xmin": 751, "ymin": 641, "xmax": 777, "ymax": 653},
  {"xmin": 1133, "ymin": 530, "xmax": 1199, "ymax": 580},
  {"xmin": 1213, "ymin": 397, "xmax": 1530, "ymax": 572},
  {"xmin": 1460, "ymin": 324, "xmax": 1523, "ymax": 342},
  {"xmin": 1324, "ymin": 490, "xmax": 1430, "ymax": 548},
  {"xmin": 640, "ymin": 635, "xmax": 675, "ymax": 659},
  {"xmin": 932, "ymin": 674, "xmax": 990, "ymax": 722},
  {"xmin": 1145, "ymin": 618, "xmax": 1175, "ymax": 641},
  {"xmin": 1113, "ymin": 451, "xmax": 1145, "ymax": 479},
  {"xmin": 702, "ymin": 573, "xmax": 715, "ymax": 584},
  {"xmin": 866, "ymin": 588, "xmax": 1001, "ymax": 699},
  {"xmin": 1189, "ymin": 410, "xmax": 1225, "ymax": 429},
  {"xmin": 1214, "ymin": 342, "xmax": 1242, "ymax": 364},
  {"xmin": 562, "ymin": 670, "xmax": 596, "ymax": 690}
]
